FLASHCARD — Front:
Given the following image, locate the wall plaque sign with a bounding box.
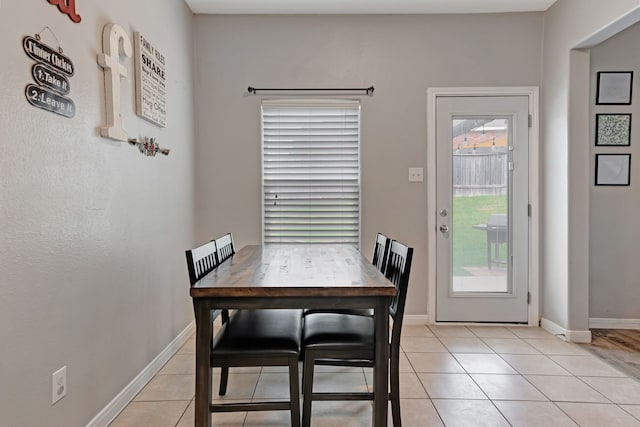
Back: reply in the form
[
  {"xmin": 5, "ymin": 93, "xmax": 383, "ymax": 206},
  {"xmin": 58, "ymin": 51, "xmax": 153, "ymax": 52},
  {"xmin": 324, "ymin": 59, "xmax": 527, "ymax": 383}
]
[
  {"xmin": 23, "ymin": 36, "xmax": 74, "ymax": 76},
  {"xmin": 133, "ymin": 32, "xmax": 166, "ymax": 127},
  {"xmin": 23, "ymin": 32, "xmax": 76, "ymax": 118},
  {"xmin": 32, "ymin": 63, "xmax": 70, "ymax": 95},
  {"xmin": 25, "ymin": 84, "xmax": 75, "ymax": 118}
]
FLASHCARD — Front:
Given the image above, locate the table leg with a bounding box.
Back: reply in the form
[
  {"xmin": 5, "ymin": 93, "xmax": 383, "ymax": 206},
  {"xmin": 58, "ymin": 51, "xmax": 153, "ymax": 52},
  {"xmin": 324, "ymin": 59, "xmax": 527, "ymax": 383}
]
[
  {"xmin": 373, "ymin": 298, "xmax": 390, "ymax": 427},
  {"xmin": 195, "ymin": 300, "xmax": 213, "ymax": 427}
]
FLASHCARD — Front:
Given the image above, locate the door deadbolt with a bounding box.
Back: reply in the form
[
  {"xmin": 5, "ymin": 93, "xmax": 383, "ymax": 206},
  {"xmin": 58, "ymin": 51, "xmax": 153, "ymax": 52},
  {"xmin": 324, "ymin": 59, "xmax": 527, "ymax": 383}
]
[{"xmin": 439, "ymin": 224, "xmax": 449, "ymax": 233}]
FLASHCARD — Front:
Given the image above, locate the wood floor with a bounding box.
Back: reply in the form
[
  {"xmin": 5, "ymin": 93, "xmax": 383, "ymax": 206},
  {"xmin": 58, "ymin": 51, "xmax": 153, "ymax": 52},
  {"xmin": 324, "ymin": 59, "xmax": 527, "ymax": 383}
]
[{"xmin": 579, "ymin": 329, "xmax": 640, "ymax": 380}]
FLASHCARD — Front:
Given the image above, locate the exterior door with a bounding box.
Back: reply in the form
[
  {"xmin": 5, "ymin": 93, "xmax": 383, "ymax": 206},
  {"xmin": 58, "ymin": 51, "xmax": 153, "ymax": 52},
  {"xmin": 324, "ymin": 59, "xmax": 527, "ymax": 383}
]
[{"xmin": 435, "ymin": 96, "xmax": 529, "ymax": 322}]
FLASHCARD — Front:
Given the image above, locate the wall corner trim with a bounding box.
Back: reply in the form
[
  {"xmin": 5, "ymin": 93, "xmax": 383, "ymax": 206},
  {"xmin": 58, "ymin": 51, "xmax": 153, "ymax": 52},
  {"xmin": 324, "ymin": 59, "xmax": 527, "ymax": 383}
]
[
  {"xmin": 85, "ymin": 321, "xmax": 196, "ymax": 427},
  {"xmin": 541, "ymin": 317, "xmax": 592, "ymax": 343}
]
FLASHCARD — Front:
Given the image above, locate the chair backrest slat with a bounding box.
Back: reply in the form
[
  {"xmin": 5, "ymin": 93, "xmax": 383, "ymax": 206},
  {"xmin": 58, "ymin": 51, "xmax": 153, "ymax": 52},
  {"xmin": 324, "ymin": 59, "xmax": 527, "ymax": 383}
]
[
  {"xmin": 372, "ymin": 232, "xmax": 391, "ymax": 274},
  {"xmin": 384, "ymin": 240, "xmax": 414, "ymax": 347},
  {"xmin": 215, "ymin": 233, "xmax": 235, "ymax": 264},
  {"xmin": 185, "ymin": 240, "xmax": 218, "ymax": 285}
]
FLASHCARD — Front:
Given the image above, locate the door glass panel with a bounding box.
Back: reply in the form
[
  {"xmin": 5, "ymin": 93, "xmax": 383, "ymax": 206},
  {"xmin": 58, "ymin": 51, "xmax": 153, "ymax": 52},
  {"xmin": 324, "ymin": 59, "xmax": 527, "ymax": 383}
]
[
  {"xmin": 451, "ymin": 117, "xmax": 509, "ymax": 293},
  {"xmin": 436, "ymin": 95, "xmax": 528, "ymax": 323}
]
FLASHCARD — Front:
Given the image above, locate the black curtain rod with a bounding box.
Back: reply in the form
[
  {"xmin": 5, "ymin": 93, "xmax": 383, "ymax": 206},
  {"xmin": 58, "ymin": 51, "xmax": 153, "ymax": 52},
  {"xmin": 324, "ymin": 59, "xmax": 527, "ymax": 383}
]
[{"xmin": 248, "ymin": 86, "xmax": 374, "ymax": 95}]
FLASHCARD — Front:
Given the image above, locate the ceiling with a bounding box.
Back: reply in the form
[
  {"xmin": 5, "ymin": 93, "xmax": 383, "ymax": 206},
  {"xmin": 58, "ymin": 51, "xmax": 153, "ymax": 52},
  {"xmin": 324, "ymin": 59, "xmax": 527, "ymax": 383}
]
[{"xmin": 185, "ymin": 0, "xmax": 558, "ymax": 15}]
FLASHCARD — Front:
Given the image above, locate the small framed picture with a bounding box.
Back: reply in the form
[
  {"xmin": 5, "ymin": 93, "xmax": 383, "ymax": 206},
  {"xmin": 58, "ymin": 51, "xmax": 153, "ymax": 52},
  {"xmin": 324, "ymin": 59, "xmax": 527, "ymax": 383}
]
[
  {"xmin": 595, "ymin": 154, "xmax": 631, "ymax": 186},
  {"xmin": 596, "ymin": 114, "xmax": 631, "ymax": 146},
  {"xmin": 596, "ymin": 71, "xmax": 633, "ymax": 105}
]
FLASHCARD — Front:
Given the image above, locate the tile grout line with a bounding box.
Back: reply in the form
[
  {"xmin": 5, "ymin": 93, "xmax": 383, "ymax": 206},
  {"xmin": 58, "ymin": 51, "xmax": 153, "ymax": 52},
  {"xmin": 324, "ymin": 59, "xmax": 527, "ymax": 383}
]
[{"xmin": 173, "ymin": 398, "xmax": 193, "ymax": 427}]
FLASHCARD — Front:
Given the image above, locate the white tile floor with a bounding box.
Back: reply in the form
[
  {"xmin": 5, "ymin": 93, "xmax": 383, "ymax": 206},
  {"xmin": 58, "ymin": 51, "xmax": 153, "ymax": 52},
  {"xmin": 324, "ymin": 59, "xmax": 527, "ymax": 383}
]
[{"xmin": 109, "ymin": 325, "xmax": 640, "ymax": 426}]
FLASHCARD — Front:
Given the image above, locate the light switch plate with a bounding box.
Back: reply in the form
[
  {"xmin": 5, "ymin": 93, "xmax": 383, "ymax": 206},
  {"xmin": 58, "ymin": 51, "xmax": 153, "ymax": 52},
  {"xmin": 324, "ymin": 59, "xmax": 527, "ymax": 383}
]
[
  {"xmin": 408, "ymin": 167, "xmax": 424, "ymax": 182},
  {"xmin": 52, "ymin": 366, "xmax": 67, "ymax": 405}
]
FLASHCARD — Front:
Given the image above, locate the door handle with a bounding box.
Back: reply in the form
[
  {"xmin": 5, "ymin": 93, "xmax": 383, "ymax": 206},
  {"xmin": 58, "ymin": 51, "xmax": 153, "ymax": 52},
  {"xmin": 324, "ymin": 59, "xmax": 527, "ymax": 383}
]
[{"xmin": 439, "ymin": 224, "xmax": 449, "ymax": 234}]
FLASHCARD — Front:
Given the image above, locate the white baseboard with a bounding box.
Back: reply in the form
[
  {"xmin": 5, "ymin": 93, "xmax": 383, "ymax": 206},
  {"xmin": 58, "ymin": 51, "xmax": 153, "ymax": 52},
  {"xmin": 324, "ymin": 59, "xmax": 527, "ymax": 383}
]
[
  {"xmin": 540, "ymin": 317, "xmax": 566, "ymax": 336},
  {"xmin": 540, "ymin": 317, "xmax": 592, "ymax": 343},
  {"xmin": 404, "ymin": 315, "xmax": 430, "ymax": 325},
  {"xmin": 86, "ymin": 321, "xmax": 196, "ymax": 427},
  {"xmin": 589, "ymin": 317, "xmax": 640, "ymax": 330}
]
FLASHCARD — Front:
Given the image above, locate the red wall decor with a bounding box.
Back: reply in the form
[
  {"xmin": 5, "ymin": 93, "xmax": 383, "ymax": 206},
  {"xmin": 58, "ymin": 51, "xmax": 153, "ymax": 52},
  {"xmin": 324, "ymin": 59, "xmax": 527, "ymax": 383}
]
[{"xmin": 47, "ymin": 0, "xmax": 81, "ymax": 23}]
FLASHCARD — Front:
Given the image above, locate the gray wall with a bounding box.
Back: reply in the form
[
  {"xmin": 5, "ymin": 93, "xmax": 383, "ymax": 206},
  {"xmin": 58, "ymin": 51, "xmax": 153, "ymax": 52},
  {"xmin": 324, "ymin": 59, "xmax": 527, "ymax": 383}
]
[
  {"xmin": 589, "ymin": 21, "xmax": 640, "ymax": 319},
  {"xmin": 192, "ymin": 13, "xmax": 544, "ymax": 317},
  {"xmin": 540, "ymin": 0, "xmax": 640, "ymax": 335},
  {"xmin": 3, "ymin": 2, "xmax": 640, "ymax": 424},
  {"xmin": 0, "ymin": 1, "xmax": 195, "ymax": 425}
]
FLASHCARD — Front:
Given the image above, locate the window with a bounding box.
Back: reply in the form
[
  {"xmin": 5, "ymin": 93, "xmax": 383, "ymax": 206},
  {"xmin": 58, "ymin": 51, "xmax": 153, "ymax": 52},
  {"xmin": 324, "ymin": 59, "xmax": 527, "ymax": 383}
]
[{"xmin": 262, "ymin": 100, "xmax": 361, "ymax": 245}]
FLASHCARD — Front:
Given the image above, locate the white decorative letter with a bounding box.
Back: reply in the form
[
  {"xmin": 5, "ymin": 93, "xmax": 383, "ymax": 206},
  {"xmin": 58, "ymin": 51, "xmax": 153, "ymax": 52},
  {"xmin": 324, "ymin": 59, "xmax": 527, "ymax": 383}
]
[{"xmin": 97, "ymin": 23, "xmax": 132, "ymax": 142}]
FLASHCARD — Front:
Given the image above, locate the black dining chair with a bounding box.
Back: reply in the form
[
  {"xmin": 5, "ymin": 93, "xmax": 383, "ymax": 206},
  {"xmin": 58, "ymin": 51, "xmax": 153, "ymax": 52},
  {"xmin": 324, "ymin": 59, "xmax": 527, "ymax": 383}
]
[
  {"xmin": 185, "ymin": 236, "xmax": 303, "ymax": 426},
  {"xmin": 210, "ymin": 232, "xmax": 236, "ymax": 334},
  {"xmin": 211, "ymin": 232, "xmax": 234, "ymax": 395},
  {"xmin": 185, "ymin": 239, "xmax": 226, "ymax": 323},
  {"xmin": 215, "ymin": 232, "xmax": 235, "ymax": 263},
  {"xmin": 300, "ymin": 240, "xmax": 413, "ymax": 427},
  {"xmin": 185, "ymin": 240, "xmax": 218, "ymax": 286},
  {"xmin": 372, "ymin": 232, "xmax": 391, "ymax": 274}
]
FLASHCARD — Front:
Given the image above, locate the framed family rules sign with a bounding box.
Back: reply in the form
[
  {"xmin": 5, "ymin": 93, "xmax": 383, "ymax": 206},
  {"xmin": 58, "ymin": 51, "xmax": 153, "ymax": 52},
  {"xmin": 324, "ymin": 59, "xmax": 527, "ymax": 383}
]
[{"xmin": 133, "ymin": 32, "xmax": 166, "ymax": 127}]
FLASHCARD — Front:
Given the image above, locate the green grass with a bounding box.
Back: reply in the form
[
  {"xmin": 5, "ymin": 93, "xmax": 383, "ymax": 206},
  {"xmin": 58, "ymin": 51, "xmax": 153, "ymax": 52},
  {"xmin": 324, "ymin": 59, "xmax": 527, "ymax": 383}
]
[{"xmin": 452, "ymin": 195, "xmax": 507, "ymax": 276}]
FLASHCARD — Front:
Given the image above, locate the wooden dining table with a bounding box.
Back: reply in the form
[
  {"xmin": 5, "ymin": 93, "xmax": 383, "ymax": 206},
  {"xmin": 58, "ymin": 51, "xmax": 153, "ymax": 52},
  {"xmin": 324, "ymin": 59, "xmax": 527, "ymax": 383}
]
[{"xmin": 190, "ymin": 244, "xmax": 397, "ymax": 427}]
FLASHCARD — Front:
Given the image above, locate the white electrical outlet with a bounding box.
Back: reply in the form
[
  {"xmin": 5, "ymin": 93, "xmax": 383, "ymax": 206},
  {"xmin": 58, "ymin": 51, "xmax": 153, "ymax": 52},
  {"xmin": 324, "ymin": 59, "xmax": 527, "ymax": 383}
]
[
  {"xmin": 52, "ymin": 366, "xmax": 67, "ymax": 405},
  {"xmin": 408, "ymin": 167, "xmax": 424, "ymax": 182}
]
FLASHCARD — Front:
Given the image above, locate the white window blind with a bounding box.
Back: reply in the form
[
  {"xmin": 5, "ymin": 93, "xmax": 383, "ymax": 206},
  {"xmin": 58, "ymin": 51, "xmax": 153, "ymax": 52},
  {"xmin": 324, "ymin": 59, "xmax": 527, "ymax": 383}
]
[{"xmin": 262, "ymin": 100, "xmax": 361, "ymax": 245}]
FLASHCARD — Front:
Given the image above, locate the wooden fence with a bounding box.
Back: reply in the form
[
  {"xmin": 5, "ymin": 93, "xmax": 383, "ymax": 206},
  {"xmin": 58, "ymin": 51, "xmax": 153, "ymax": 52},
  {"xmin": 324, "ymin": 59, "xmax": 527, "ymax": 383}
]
[{"xmin": 453, "ymin": 151, "xmax": 507, "ymax": 196}]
